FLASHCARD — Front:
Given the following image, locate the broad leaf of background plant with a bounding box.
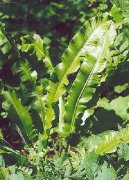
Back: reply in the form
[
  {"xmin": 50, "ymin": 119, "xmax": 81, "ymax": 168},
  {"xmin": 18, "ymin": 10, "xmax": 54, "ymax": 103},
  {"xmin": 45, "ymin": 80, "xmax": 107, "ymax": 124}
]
[
  {"xmin": 70, "ymin": 152, "xmax": 99, "ymax": 180},
  {"xmin": 95, "ymin": 162, "xmax": 117, "ymax": 180},
  {"xmin": 97, "ymin": 96, "xmax": 129, "ymax": 120},
  {"xmin": 118, "ymin": 143, "xmax": 129, "ymax": 161}
]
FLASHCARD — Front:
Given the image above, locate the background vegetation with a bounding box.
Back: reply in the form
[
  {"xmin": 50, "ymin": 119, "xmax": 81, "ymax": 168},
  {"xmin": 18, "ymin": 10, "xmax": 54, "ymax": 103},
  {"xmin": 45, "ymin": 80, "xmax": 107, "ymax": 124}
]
[{"xmin": 1, "ymin": 0, "xmax": 129, "ymax": 179}]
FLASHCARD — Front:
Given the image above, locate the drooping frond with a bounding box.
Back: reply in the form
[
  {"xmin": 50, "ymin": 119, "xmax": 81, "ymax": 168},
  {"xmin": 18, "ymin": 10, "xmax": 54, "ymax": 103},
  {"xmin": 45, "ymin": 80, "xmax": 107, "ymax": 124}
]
[{"xmin": 20, "ymin": 34, "xmax": 53, "ymax": 74}]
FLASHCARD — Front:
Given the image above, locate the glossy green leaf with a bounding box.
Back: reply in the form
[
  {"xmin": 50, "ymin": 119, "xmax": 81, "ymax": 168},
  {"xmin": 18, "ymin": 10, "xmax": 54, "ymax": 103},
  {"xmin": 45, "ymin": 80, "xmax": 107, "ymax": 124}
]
[
  {"xmin": 46, "ymin": 15, "xmax": 117, "ymax": 137},
  {"xmin": 62, "ymin": 20, "xmax": 116, "ymax": 136},
  {"xmin": 47, "ymin": 15, "xmax": 109, "ymax": 103}
]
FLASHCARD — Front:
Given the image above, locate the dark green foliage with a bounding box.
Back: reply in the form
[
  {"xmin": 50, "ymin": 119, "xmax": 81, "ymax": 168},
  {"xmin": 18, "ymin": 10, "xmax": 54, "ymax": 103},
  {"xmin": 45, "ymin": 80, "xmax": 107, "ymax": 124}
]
[{"xmin": 1, "ymin": 1, "xmax": 129, "ymax": 179}]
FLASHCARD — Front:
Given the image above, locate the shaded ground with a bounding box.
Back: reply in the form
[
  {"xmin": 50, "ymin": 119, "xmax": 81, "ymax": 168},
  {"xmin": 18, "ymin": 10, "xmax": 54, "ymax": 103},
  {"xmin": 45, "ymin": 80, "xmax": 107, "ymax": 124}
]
[{"xmin": 0, "ymin": 117, "xmax": 23, "ymax": 151}]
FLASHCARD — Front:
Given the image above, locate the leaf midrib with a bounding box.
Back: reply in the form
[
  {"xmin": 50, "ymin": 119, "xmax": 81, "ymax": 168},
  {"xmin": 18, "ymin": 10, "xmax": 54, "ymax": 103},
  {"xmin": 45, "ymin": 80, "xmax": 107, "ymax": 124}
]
[
  {"xmin": 69, "ymin": 24, "xmax": 111, "ymax": 133},
  {"xmin": 53, "ymin": 19, "xmax": 103, "ymax": 102}
]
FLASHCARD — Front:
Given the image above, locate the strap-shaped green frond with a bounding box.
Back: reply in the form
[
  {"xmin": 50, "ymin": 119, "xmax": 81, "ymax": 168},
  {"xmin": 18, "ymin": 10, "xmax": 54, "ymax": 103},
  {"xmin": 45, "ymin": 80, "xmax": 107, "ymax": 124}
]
[
  {"xmin": 47, "ymin": 15, "xmax": 108, "ymax": 103},
  {"xmin": 2, "ymin": 91, "xmax": 37, "ymax": 144},
  {"xmin": 61, "ymin": 20, "xmax": 116, "ymax": 136},
  {"xmin": 45, "ymin": 15, "xmax": 117, "ymax": 138}
]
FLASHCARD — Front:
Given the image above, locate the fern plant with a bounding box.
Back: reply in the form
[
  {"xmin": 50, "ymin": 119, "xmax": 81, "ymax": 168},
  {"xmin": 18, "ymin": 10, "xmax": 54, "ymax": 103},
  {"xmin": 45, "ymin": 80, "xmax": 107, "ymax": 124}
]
[
  {"xmin": 0, "ymin": 13, "xmax": 117, "ymax": 144},
  {"xmin": 1, "ymin": 6, "xmax": 129, "ymax": 179}
]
